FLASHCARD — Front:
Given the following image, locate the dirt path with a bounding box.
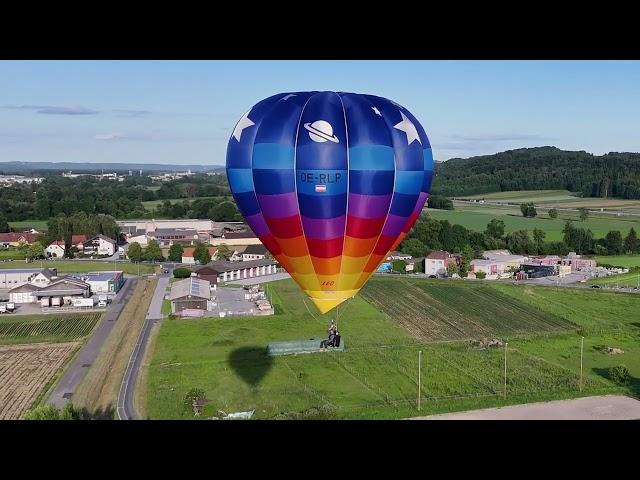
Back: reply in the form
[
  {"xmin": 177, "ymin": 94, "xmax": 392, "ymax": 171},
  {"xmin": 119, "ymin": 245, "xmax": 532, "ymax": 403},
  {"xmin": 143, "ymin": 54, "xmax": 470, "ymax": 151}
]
[{"xmin": 408, "ymin": 395, "xmax": 640, "ymax": 420}]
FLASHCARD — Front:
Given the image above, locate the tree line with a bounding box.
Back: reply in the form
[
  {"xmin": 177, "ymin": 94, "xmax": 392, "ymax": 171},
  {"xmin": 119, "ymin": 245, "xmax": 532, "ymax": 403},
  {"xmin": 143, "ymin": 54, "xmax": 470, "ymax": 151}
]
[
  {"xmin": 400, "ymin": 214, "xmax": 640, "ymax": 259},
  {"xmin": 0, "ymin": 173, "xmax": 232, "ymax": 222},
  {"xmin": 431, "ymin": 146, "xmax": 640, "ymax": 199}
]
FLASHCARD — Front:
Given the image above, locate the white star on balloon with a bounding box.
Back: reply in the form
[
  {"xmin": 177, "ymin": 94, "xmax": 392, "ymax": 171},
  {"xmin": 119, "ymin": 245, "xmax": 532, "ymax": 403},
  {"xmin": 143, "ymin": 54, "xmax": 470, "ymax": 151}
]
[
  {"xmin": 232, "ymin": 112, "xmax": 255, "ymax": 142},
  {"xmin": 393, "ymin": 111, "xmax": 421, "ymax": 145},
  {"xmin": 372, "ymin": 106, "xmax": 382, "ymax": 116}
]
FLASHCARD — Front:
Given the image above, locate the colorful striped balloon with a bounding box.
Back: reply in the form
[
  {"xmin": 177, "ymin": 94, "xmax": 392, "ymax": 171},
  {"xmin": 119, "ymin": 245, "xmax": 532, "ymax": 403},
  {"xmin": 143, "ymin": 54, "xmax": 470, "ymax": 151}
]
[{"xmin": 226, "ymin": 92, "xmax": 433, "ymax": 314}]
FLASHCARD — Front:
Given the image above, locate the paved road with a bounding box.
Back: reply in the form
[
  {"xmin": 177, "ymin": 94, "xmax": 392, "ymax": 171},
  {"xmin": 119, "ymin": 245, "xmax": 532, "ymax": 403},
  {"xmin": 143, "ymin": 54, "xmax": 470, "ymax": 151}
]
[
  {"xmin": 117, "ymin": 267, "xmax": 172, "ymax": 420},
  {"xmin": 410, "ymin": 395, "xmax": 640, "ymax": 420},
  {"xmin": 47, "ymin": 277, "xmax": 138, "ymax": 409}
]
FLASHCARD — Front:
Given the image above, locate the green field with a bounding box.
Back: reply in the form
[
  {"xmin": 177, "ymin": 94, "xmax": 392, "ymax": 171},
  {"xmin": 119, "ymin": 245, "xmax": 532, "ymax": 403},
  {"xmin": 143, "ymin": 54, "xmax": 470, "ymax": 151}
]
[
  {"xmin": 594, "ymin": 255, "xmax": 640, "ymax": 268},
  {"xmin": 426, "ymin": 205, "xmax": 640, "ymax": 241},
  {"xmin": 7, "ymin": 220, "xmax": 48, "ymax": 231},
  {"xmin": 0, "ymin": 249, "xmax": 25, "ymax": 261},
  {"xmin": 0, "ymin": 313, "xmax": 101, "ymax": 345},
  {"xmin": 145, "ymin": 278, "xmax": 632, "ymax": 420},
  {"xmin": 588, "ymin": 271, "xmax": 640, "ymax": 288},
  {"xmin": 360, "ymin": 277, "xmax": 575, "ymax": 341},
  {"xmin": 142, "ymin": 196, "xmax": 223, "ymax": 211},
  {"xmin": 0, "ymin": 260, "xmax": 156, "ymax": 275},
  {"xmin": 460, "ymin": 190, "xmax": 580, "ymax": 203}
]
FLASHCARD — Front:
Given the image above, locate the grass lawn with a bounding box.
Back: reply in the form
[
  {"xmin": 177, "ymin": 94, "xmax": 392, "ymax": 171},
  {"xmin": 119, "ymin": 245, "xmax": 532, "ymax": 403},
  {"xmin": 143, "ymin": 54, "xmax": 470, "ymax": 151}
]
[
  {"xmin": 426, "ymin": 205, "xmax": 640, "ymax": 241},
  {"xmin": 594, "ymin": 255, "xmax": 640, "ymax": 268},
  {"xmin": 161, "ymin": 299, "xmax": 172, "ymax": 315},
  {"xmin": 0, "ymin": 260, "xmax": 157, "ymax": 275},
  {"xmin": 7, "ymin": 220, "xmax": 48, "ymax": 231},
  {"xmin": 587, "ymin": 271, "xmax": 640, "ymax": 288},
  {"xmin": 145, "ymin": 278, "xmax": 626, "ymax": 420},
  {"xmin": 0, "ymin": 249, "xmax": 25, "ymax": 261},
  {"xmin": 490, "ymin": 283, "xmax": 640, "ymax": 396}
]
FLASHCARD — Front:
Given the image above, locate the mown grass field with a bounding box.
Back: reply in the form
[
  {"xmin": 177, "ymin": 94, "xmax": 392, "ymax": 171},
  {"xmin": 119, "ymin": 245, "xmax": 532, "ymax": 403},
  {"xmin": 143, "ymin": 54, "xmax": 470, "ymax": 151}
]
[
  {"xmin": 7, "ymin": 220, "xmax": 48, "ymax": 231},
  {"xmin": 426, "ymin": 205, "xmax": 640, "ymax": 241},
  {"xmin": 360, "ymin": 277, "xmax": 575, "ymax": 341},
  {"xmin": 587, "ymin": 271, "xmax": 640, "ymax": 288},
  {"xmin": 594, "ymin": 255, "xmax": 640, "ymax": 268},
  {"xmin": 0, "ymin": 249, "xmax": 25, "ymax": 261},
  {"xmin": 491, "ymin": 283, "xmax": 640, "ymax": 395},
  {"xmin": 0, "ymin": 260, "xmax": 156, "ymax": 275},
  {"xmin": 145, "ymin": 278, "xmax": 624, "ymax": 420},
  {"xmin": 459, "ymin": 189, "xmax": 640, "ymax": 211},
  {"xmin": 0, "ymin": 313, "xmax": 101, "ymax": 345}
]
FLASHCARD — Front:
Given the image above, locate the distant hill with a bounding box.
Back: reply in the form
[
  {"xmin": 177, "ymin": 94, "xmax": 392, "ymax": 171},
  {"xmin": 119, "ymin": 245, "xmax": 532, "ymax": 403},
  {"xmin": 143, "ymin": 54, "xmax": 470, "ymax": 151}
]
[
  {"xmin": 431, "ymin": 146, "xmax": 640, "ymax": 199},
  {"xmin": 0, "ymin": 161, "xmax": 225, "ymax": 175}
]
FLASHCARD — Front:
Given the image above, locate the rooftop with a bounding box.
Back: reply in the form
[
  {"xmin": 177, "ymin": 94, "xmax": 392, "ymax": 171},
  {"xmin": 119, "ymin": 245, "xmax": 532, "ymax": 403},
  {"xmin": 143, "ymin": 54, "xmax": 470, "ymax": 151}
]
[
  {"xmin": 169, "ymin": 277, "xmax": 211, "ymax": 301},
  {"xmin": 84, "ymin": 271, "xmax": 123, "ymax": 282},
  {"xmin": 243, "ymin": 244, "xmax": 267, "ymax": 255},
  {"xmin": 195, "ymin": 258, "xmax": 278, "ymax": 274},
  {"xmin": 426, "ymin": 250, "xmax": 450, "ymax": 260}
]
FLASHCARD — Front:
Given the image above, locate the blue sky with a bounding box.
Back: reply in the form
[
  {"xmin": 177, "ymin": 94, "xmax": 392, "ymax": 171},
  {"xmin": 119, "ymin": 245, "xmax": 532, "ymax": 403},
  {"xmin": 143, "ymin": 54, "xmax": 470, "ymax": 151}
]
[{"xmin": 1, "ymin": 60, "xmax": 639, "ymax": 165}]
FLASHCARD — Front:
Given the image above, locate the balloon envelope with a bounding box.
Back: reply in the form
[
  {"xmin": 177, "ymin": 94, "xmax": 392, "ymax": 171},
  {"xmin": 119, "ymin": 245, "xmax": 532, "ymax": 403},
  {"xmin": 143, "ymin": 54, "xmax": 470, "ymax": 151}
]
[{"xmin": 226, "ymin": 91, "xmax": 433, "ymax": 313}]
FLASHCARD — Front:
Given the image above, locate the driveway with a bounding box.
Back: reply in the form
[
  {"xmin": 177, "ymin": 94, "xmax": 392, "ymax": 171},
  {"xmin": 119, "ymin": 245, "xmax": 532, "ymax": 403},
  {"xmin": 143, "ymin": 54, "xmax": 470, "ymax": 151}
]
[
  {"xmin": 47, "ymin": 277, "xmax": 138, "ymax": 408},
  {"xmin": 410, "ymin": 395, "xmax": 640, "ymax": 420}
]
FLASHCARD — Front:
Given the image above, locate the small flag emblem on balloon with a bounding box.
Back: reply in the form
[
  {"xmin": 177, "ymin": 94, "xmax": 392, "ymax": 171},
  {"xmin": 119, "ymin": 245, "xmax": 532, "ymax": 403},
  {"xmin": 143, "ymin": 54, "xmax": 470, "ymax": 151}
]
[{"xmin": 315, "ymin": 184, "xmax": 327, "ymax": 193}]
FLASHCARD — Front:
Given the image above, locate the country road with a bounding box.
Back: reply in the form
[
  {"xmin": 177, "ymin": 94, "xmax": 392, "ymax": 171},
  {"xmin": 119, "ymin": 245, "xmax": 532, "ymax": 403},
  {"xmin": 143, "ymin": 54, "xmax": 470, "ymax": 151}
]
[
  {"xmin": 117, "ymin": 267, "xmax": 172, "ymax": 420},
  {"xmin": 47, "ymin": 277, "xmax": 138, "ymax": 409}
]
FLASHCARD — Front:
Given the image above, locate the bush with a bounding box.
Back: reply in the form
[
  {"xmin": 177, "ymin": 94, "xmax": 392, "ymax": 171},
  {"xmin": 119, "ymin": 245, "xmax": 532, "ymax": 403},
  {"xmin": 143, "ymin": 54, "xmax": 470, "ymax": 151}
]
[
  {"xmin": 183, "ymin": 388, "xmax": 207, "ymax": 415},
  {"xmin": 608, "ymin": 365, "xmax": 630, "ymax": 384},
  {"xmin": 475, "ymin": 271, "xmax": 487, "ymax": 279},
  {"xmin": 173, "ymin": 267, "xmax": 192, "ymax": 279}
]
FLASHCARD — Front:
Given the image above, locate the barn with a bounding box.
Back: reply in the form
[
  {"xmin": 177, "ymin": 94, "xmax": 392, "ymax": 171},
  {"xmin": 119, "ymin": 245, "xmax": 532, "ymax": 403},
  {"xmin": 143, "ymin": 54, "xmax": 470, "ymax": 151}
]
[{"xmin": 169, "ymin": 277, "xmax": 211, "ymax": 315}]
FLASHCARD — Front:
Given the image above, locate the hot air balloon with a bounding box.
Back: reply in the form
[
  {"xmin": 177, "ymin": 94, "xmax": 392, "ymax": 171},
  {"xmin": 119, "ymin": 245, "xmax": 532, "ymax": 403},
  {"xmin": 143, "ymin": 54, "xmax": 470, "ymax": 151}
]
[{"xmin": 226, "ymin": 91, "xmax": 433, "ymax": 314}]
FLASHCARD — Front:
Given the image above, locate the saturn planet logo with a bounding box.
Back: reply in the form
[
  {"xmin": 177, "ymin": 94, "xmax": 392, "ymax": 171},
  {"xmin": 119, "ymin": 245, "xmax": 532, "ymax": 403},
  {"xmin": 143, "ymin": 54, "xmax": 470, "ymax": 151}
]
[{"xmin": 303, "ymin": 120, "xmax": 339, "ymax": 143}]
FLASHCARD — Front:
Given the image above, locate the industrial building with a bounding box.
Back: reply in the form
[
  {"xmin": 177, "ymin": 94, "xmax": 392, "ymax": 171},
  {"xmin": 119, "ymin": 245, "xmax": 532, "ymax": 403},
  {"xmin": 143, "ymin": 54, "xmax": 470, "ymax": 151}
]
[
  {"xmin": 82, "ymin": 271, "xmax": 125, "ymax": 294},
  {"xmin": 0, "ymin": 268, "xmax": 58, "ymax": 289},
  {"xmin": 169, "ymin": 277, "xmax": 211, "ymax": 315},
  {"xmin": 33, "ymin": 278, "xmax": 91, "ymax": 307},
  {"xmin": 193, "ymin": 259, "xmax": 280, "ymax": 283}
]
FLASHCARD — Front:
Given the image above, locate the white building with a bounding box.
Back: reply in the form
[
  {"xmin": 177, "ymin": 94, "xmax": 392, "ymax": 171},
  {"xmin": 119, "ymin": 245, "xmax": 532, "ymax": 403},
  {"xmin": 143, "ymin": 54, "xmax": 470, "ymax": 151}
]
[
  {"xmin": 83, "ymin": 235, "xmax": 117, "ymax": 257},
  {"xmin": 46, "ymin": 240, "xmax": 65, "ymax": 258},
  {"xmin": 241, "ymin": 244, "xmax": 267, "ymax": 262}
]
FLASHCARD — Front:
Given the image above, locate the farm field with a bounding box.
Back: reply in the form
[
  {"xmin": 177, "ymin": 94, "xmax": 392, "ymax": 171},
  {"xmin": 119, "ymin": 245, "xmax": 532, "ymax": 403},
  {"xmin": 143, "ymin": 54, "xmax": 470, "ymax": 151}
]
[
  {"xmin": 145, "ymin": 278, "xmax": 618, "ymax": 420},
  {"xmin": 458, "ymin": 190, "xmax": 640, "ymax": 211},
  {"xmin": 0, "ymin": 342, "xmax": 78, "ymax": 419},
  {"xmin": 360, "ymin": 277, "xmax": 575, "ymax": 341},
  {"xmin": 7, "ymin": 220, "xmax": 48, "ymax": 231},
  {"xmin": 594, "ymin": 255, "xmax": 640, "ymax": 268},
  {"xmin": 0, "ymin": 260, "xmax": 157, "ymax": 275},
  {"xmin": 426, "ymin": 205, "xmax": 640, "ymax": 241},
  {"xmin": 0, "ymin": 313, "xmax": 101, "ymax": 345}
]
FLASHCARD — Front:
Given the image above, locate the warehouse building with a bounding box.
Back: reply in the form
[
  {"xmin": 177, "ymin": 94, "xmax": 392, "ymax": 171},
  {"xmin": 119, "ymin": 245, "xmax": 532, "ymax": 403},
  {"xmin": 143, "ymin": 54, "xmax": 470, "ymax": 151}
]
[
  {"xmin": 169, "ymin": 277, "xmax": 211, "ymax": 315},
  {"xmin": 0, "ymin": 268, "xmax": 58, "ymax": 289},
  {"xmin": 8, "ymin": 283, "xmax": 41, "ymax": 304},
  {"xmin": 34, "ymin": 278, "xmax": 91, "ymax": 307},
  {"xmin": 193, "ymin": 259, "xmax": 279, "ymax": 284},
  {"xmin": 82, "ymin": 271, "xmax": 124, "ymax": 294}
]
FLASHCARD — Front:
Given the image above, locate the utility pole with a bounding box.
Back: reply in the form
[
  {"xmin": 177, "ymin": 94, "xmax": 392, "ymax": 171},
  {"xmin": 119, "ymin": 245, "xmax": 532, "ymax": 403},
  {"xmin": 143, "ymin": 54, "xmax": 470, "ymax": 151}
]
[
  {"xmin": 418, "ymin": 350, "xmax": 422, "ymax": 411},
  {"xmin": 580, "ymin": 336, "xmax": 584, "ymax": 392}
]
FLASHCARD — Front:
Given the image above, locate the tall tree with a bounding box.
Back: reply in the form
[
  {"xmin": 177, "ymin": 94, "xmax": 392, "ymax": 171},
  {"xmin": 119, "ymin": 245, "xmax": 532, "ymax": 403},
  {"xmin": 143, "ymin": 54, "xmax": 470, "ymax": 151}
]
[
  {"xmin": 400, "ymin": 238, "xmax": 426, "ymax": 258},
  {"xmin": 624, "ymin": 227, "xmax": 639, "ymax": 254},
  {"xmin": 485, "ymin": 219, "xmax": 505, "ymax": 239},
  {"xmin": 144, "ymin": 240, "xmax": 164, "ymax": 262},
  {"xmin": 127, "ymin": 242, "xmax": 144, "ymax": 263},
  {"xmin": 604, "ymin": 230, "xmax": 624, "ymax": 255},
  {"xmin": 533, "ymin": 228, "xmax": 546, "ymax": 254},
  {"xmin": 0, "ymin": 216, "xmax": 9, "ymax": 233},
  {"xmin": 548, "ymin": 208, "xmax": 559, "ymax": 219},
  {"xmin": 578, "ymin": 208, "xmax": 589, "ymax": 222},
  {"xmin": 168, "ymin": 243, "xmax": 185, "ymax": 262},
  {"xmin": 193, "ymin": 243, "xmax": 212, "ymax": 265},
  {"xmin": 216, "ymin": 243, "xmax": 232, "ymax": 261}
]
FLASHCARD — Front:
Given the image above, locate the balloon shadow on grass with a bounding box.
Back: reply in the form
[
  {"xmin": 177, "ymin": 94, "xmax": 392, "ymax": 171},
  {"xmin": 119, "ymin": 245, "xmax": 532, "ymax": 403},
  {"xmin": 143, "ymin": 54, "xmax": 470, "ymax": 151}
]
[{"xmin": 228, "ymin": 346, "xmax": 274, "ymax": 388}]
